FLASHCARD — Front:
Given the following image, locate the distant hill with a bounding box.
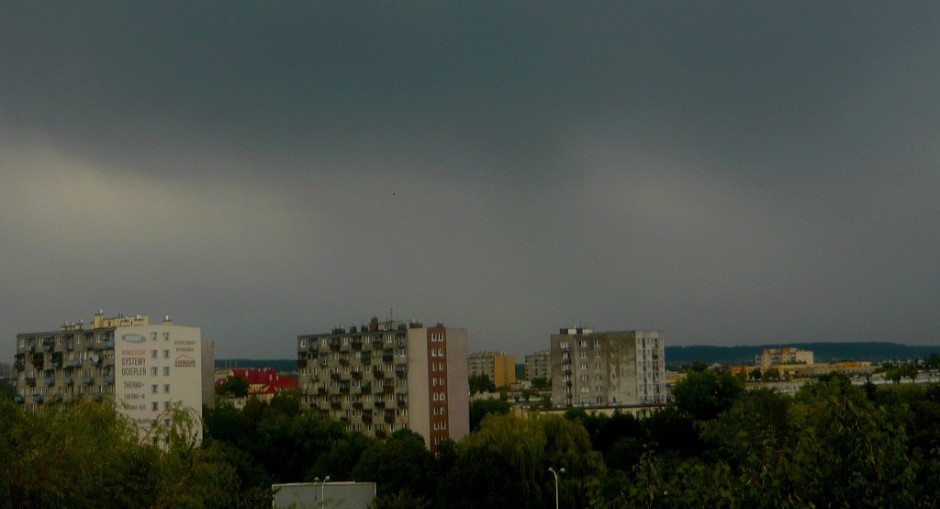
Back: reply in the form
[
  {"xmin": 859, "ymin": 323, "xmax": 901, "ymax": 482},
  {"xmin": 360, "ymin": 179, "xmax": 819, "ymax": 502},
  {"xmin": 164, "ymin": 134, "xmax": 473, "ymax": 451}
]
[{"xmin": 665, "ymin": 342, "xmax": 940, "ymax": 368}]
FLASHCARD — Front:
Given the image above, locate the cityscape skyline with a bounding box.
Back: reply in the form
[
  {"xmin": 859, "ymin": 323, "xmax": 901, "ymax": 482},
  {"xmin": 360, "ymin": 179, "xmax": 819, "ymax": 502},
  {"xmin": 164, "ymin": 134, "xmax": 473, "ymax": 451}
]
[{"xmin": 2, "ymin": 3, "xmax": 938, "ymax": 361}]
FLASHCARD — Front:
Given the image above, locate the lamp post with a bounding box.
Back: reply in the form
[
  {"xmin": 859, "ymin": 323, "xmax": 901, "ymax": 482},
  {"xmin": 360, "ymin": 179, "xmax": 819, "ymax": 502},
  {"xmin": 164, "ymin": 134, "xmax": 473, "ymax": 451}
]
[
  {"xmin": 549, "ymin": 467, "xmax": 565, "ymax": 509},
  {"xmin": 314, "ymin": 476, "xmax": 330, "ymax": 507}
]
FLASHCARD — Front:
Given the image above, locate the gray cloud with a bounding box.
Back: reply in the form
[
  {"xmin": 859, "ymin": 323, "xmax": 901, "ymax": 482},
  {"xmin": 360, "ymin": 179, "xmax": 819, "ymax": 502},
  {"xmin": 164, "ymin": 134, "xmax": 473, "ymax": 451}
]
[{"xmin": 2, "ymin": 2, "xmax": 938, "ymax": 360}]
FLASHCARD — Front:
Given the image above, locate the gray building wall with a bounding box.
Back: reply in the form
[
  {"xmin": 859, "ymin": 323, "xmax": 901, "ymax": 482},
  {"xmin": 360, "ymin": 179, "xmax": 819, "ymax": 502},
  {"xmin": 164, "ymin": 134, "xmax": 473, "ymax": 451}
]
[{"xmin": 551, "ymin": 329, "xmax": 665, "ymax": 408}]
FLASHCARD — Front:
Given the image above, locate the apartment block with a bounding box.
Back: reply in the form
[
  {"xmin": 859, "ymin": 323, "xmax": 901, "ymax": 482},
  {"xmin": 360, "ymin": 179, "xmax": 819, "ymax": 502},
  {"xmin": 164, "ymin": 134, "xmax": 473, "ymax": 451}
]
[
  {"xmin": 551, "ymin": 328, "xmax": 666, "ymax": 408},
  {"xmin": 524, "ymin": 350, "xmax": 551, "ymax": 381},
  {"xmin": 297, "ymin": 317, "xmax": 469, "ymax": 452},
  {"xmin": 468, "ymin": 351, "xmax": 516, "ymax": 388},
  {"xmin": 12, "ymin": 311, "xmax": 212, "ymax": 444}
]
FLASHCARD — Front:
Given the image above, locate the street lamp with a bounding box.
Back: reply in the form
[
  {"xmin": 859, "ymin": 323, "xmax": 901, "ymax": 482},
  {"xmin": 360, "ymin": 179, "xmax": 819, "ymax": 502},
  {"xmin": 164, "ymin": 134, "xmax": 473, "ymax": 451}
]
[
  {"xmin": 314, "ymin": 476, "xmax": 330, "ymax": 507},
  {"xmin": 549, "ymin": 467, "xmax": 565, "ymax": 509}
]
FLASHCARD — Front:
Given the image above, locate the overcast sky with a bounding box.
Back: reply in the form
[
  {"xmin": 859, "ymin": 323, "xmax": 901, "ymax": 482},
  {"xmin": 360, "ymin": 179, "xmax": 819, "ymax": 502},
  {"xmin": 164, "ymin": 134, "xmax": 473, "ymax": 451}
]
[{"xmin": 2, "ymin": 2, "xmax": 938, "ymax": 361}]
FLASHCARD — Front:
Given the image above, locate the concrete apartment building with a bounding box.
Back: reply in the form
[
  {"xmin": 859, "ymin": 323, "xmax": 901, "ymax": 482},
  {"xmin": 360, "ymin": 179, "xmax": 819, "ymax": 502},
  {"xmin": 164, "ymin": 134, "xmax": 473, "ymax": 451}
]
[
  {"xmin": 468, "ymin": 351, "xmax": 516, "ymax": 388},
  {"xmin": 756, "ymin": 347, "xmax": 814, "ymax": 367},
  {"xmin": 12, "ymin": 311, "xmax": 212, "ymax": 444},
  {"xmin": 297, "ymin": 317, "xmax": 469, "ymax": 452},
  {"xmin": 551, "ymin": 328, "xmax": 666, "ymax": 408},
  {"xmin": 525, "ymin": 350, "xmax": 551, "ymax": 381}
]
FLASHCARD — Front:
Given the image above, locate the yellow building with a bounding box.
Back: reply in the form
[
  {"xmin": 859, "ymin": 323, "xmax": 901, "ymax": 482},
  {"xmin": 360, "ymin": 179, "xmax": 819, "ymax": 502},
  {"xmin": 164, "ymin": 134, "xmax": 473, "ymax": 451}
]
[{"xmin": 468, "ymin": 351, "xmax": 516, "ymax": 388}]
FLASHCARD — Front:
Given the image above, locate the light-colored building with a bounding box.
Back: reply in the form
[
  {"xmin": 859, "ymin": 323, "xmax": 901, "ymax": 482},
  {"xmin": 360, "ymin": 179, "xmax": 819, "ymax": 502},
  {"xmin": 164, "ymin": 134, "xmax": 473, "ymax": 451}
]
[
  {"xmin": 525, "ymin": 349, "xmax": 551, "ymax": 381},
  {"xmin": 468, "ymin": 351, "xmax": 516, "ymax": 388},
  {"xmin": 756, "ymin": 347, "xmax": 814, "ymax": 367},
  {"xmin": 551, "ymin": 328, "xmax": 666, "ymax": 408},
  {"xmin": 273, "ymin": 482, "xmax": 376, "ymax": 509},
  {"xmin": 297, "ymin": 317, "xmax": 469, "ymax": 452},
  {"xmin": 12, "ymin": 311, "xmax": 211, "ymax": 445}
]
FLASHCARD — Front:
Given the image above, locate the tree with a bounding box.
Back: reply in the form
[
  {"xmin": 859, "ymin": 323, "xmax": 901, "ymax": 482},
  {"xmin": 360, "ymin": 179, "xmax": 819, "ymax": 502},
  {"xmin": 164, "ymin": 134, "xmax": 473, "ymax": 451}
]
[
  {"xmin": 468, "ymin": 374, "xmax": 496, "ymax": 395},
  {"xmin": 352, "ymin": 429, "xmax": 436, "ymax": 501},
  {"xmin": 468, "ymin": 397, "xmax": 510, "ymax": 431},
  {"xmin": 441, "ymin": 413, "xmax": 548, "ymax": 509},
  {"xmin": 670, "ymin": 369, "xmax": 744, "ymax": 421},
  {"xmin": 217, "ymin": 375, "xmax": 249, "ymax": 397},
  {"xmin": 748, "ymin": 367, "xmax": 762, "ymax": 381},
  {"xmin": 530, "ymin": 376, "xmax": 550, "ymax": 390}
]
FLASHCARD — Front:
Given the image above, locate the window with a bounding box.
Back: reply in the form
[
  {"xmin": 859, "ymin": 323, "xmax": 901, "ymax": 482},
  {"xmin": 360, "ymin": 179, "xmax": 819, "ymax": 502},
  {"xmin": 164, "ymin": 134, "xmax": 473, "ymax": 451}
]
[
  {"xmin": 151, "ymin": 350, "xmax": 158, "ymax": 359},
  {"xmin": 163, "ymin": 350, "xmax": 169, "ymax": 359},
  {"xmin": 163, "ymin": 384, "xmax": 170, "ymax": 393},
  {"xmin": 165, "ymin": 401, "xmax": 171, "ymax": 410},
  {"xmin": 163, "ymin": 366, "xmax": 170, "ymax": 376},
  {"xmin": 151, "ymin": 367, "xmax": 158, "ymax": 376},
  {"xmin": 151, "ymin": 332, "xmax": 158, "ymax": 341},
  {"xmin": 163, "ymin": 332, "xmax": 169, "ymax": 341},
  {"xmin": 152, "ymin": 384, "xmax": 158, "ymax": 393},
  {"xmin": 152, "ymin": 402, "xmax": 159, "ymax": 411}
]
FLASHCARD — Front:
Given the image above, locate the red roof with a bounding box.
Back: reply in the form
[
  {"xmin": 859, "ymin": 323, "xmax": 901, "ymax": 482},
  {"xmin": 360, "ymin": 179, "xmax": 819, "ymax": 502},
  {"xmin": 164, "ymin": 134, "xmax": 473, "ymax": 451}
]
[{"xmin": 220, "ymin": 367, "xmax": 298, "ymax": 390}]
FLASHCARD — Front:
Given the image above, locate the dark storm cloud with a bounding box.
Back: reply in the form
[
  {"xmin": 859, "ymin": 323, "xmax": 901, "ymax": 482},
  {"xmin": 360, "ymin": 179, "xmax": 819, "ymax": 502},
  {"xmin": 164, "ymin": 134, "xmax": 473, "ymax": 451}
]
[{"xmin": 1, "ymin": 2, "xmax": 938, "ymax": 360}]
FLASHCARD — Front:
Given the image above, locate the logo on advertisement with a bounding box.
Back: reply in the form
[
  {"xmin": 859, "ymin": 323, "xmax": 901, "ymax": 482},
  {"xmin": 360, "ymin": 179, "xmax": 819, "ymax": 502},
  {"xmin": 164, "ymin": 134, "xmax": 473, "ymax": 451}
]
[
  {"xmin": 121, "ymin": 333, "xmax": 147, "ymax": 344},
  {"xmin": 175, "ymin": 355, "xmax": 196, "ymax": 368}
]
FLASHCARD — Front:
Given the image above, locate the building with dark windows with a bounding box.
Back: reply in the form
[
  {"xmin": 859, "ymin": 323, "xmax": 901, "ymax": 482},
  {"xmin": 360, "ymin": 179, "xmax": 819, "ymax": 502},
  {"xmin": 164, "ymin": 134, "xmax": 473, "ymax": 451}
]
[
  {"xmin": 550, "ymin": 328, "xmax": 666, "ymax": 408},
  {"xmin": 297, "ymin": 317, "xmax": 469, "ymax": 452},
  {"xmin": 12, "ymin": 310, "xmax": 212, "ymax": 445},
  {"xmin": 524, "ymin": 349, "xmax": 551, "ymax": 382}
]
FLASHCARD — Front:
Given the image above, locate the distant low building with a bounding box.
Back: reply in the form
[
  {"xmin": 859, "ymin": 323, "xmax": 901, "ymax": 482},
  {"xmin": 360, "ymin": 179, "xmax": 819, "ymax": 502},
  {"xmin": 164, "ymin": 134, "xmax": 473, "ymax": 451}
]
[
  {"xmin": 757, "ymin": 347, "xmax": 813, "ymax": 367},
  {"xmin": 273, "ymin": 481, "xmax": 376, "ymax": 509},
  {"xmin": 216, "ymin": 366, "xmax": 299, "ymax": 408}
]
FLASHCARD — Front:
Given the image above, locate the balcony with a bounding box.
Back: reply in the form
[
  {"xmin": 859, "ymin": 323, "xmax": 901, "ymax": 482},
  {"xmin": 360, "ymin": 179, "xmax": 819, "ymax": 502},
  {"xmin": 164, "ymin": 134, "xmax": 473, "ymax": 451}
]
[
  {"xmin": 103, "ymin": 376, "xmax": 115, "ymax": 384},
  {"xmin": 33, "ymin": 394, "xmax": 44, "ymax": 403},
  {"xmin": 374, "ymin": 401, "xmax": 385, "ymax": 409},
  {"xmin": 14, "ymin": 395, "xmax": 24, "ymax": 404},
  {"xmin": 25, "ymin": 378, "xmax": 36, "ymax": 387},
  {"xmin": 44, "ymin": 377, "xmax": 54, "ymax": 386},
  {"xmin": 83, "ymin": 376, "xmax": 93, "ymax": 385},
  {"xmin": 69, "ymin": 359, "xmax": 82, "ymax": 368},
  {"xmin": 373, "ymin": 370, "xmax": 385, "ymax": 379},
  {"xmin": 43, "ymin": 344, "xmax": 53, "ymax": 352},
  {"xmin": 64, "ymin": 376, "xmax": 73, "ymax": 385},
  {"xmin": 102, "ymin": 340, "xmax": 115, "ymax": 349},
  {"xmin": 297, "ymin": 359, "xmax": 308, "ymax": 369}
]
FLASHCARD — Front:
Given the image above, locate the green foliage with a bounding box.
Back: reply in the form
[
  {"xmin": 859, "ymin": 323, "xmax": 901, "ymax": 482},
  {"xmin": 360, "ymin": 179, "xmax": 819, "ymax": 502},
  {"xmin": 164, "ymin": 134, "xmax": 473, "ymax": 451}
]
[
  {"xmin": 217, "ymin": 375, "xmax": 250, "ymax": 397},
  {"xmin": 530, "ymin": 376, "xmax": 550, "ymax": 390},
  {"xmin": 468, "ymin": 373, "xmax": 496, "ymax": 394},
  {"xmin": 352, "ymin": 429, "xmax": 436, "ymax": 500},
  {"xmin": 7, "ymin": 373, "xmax": 940, "ymax": 508},
  {"xmin": 671, "ymin": 369, "xmax": 744, "ymax": 421},
  {"xmin": 468, "ymin": 397, "xmax": 510, "ymax": 431}
]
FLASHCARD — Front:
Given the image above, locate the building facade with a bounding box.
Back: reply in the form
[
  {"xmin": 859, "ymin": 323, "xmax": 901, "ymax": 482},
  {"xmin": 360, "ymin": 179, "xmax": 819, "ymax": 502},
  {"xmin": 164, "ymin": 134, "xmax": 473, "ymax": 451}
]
[
  {"xmin": 468, "ymin": 351, "xmax": 516, "ymax": 388},
  {"xmin": 297, "ymin": 317, "xmax": 469, "ymax": 452},
  {"xmin": 524, "ymin": 349, "xmax": 551, "ymax": 382},
  {"xmin": 756, "ymin": 347, "xmax": 814, "ymax": 367},
  {"xmin": 550, "ymin": 328, "xmax": 666, "ymax": 408},
  {"xmin": 12, "ymin": 311, "xmax": 210, "ymax": 444}
]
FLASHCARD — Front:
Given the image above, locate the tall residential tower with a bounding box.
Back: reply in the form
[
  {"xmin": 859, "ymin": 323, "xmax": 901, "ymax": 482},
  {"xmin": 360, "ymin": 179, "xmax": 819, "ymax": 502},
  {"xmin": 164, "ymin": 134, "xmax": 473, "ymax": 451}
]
[
  {"xmin": 297, "ymin": 317, "xmax": 469, "ymax": 452},
  {"xmin": 551, "ymin": 328, "xmax": 665, "ymax": 408}
]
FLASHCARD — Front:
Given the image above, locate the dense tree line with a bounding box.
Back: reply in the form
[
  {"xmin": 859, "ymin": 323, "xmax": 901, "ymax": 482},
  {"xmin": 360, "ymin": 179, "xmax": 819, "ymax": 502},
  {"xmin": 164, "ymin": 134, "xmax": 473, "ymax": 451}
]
[{"xmin": 3, "ymin": 371, "xmax": 940, "ymax": 507}]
